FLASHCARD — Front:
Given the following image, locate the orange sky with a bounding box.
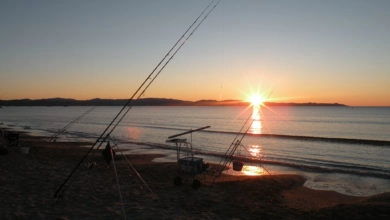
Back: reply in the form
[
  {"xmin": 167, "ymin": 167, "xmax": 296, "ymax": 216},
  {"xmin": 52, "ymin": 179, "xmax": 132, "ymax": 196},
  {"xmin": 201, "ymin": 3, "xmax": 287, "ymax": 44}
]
[{"xmin": 1, "ymin": 1, "xmax": 389, "ymax": 106}]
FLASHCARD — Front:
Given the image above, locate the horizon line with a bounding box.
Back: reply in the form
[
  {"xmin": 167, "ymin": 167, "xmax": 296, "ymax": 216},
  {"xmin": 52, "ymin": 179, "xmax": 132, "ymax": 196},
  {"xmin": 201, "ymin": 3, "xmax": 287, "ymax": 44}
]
[
  {"xmin": 1, "ymin": 97, "xmax": 390, "ymax": 107},
  {"xmin": 0, "ymin": 97, "xmax": 371, "ymax": 107}
]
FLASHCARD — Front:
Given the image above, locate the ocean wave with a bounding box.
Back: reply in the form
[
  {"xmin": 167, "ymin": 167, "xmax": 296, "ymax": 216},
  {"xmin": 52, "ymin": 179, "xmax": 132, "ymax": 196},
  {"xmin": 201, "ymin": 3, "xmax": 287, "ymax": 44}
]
[
  {"xmin": 123, "ymin": 124, "xmax": 390, "ymax": 146},
  {"xmin": 5, "ymin": 124, "xmax": 390, "ymax": 179},
  {"xmin": 118, "ymin": 140, "xmax": 390, "ymax": 179}
]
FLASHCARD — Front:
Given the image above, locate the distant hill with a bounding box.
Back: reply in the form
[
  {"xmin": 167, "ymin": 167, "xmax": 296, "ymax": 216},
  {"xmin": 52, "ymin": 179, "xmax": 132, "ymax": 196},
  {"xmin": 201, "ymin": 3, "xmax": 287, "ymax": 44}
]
[
  {"xmin": 263, "ymin": 102, "xmax": 346, "ymax": 107},
  {"xmin": 0, "ymin": 98, "xmax": 346, "ymax": 107},
  {"xmin": 0, "ymin": 98, "xmax": 187, "ymax": 106}
]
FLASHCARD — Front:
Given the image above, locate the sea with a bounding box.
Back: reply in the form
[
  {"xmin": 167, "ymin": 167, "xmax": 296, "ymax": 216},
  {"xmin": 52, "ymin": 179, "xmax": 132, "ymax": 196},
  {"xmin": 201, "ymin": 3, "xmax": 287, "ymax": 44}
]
[{"xmin": 1, "ymin": 105, "xmax": 389, "ymax": 196}]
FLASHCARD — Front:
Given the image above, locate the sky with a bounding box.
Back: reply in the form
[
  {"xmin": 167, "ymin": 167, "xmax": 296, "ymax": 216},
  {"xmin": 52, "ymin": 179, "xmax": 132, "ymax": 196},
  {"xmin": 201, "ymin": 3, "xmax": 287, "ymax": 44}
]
[{"xmin": 0, "ymin": 0, "xmax": 389, "ymax": 106}]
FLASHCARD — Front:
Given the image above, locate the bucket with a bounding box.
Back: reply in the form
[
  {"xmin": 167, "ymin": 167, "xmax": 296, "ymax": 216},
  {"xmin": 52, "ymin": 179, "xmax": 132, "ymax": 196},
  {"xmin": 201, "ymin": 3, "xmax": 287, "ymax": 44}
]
[{"xmin": 233, "ymin": 160, "xmax": 244, "ymax": 171}]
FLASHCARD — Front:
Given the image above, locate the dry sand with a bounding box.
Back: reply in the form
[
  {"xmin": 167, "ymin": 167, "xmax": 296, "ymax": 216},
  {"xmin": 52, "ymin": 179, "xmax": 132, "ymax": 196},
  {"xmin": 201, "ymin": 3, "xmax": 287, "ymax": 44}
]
[{"xmin": 1, "ymin": 132, "xmax": 390, "ymax": 219}]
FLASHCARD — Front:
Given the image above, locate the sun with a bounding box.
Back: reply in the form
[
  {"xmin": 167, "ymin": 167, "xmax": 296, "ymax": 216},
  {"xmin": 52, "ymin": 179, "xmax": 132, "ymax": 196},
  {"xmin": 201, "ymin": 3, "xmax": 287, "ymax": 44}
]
[{"xmin": 249, "ymin": 93, "xmax": 265, "ymax": 107}]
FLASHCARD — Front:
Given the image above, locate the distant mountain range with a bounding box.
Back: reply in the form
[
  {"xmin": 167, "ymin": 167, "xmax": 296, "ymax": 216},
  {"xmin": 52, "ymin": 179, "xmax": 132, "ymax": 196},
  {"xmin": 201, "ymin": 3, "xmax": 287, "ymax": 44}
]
[{"xmin": 0, "ymin": 98, "xmax": 346, "ymax": 107}]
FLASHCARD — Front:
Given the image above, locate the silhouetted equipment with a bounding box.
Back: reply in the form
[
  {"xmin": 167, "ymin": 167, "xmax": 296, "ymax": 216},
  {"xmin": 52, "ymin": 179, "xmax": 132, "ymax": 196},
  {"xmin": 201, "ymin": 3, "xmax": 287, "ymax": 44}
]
[
  {"xmin": 232, "ymin": 160, "xmax": 244, "ymax": 171},
  {"xmin": 166, "ymin": 126, "xmax": 210, "ymax": 189},
  {"xmin": 168, "ymin": 126, "xmax": 211, "ymax": 139},
  {"xmin": 102, "ymin": 142, "xmax": 115, "ymax": 164},
  {"xmin": 214, "ymin": 110, "xmax": 256, "ymax": 178}
]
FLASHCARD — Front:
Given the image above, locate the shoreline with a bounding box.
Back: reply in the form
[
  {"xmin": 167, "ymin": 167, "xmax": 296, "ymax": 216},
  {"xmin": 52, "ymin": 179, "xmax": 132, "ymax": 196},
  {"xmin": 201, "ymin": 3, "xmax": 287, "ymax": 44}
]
[
  {"xmin": 124, "ymin": 139, "xmax": 390, "ymax": 180},
  {"xmin": 3, "ymin": 126, "xmax": 390, "ymax": 196},
  {"xmin": 1, "ymin": 131, "xmax": 390, "ymax": 218}
]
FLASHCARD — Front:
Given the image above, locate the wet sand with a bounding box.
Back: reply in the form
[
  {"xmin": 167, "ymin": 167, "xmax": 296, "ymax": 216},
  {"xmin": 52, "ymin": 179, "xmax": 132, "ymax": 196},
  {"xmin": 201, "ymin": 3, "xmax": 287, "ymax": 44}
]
[{"xmin": 1, "ymin": 132, "xmax": 389, "ymax": 219}]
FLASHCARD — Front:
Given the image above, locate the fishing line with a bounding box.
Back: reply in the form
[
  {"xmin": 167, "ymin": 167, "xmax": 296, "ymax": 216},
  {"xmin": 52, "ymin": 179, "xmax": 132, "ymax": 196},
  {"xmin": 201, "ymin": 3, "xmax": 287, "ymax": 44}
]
[
  {"xmin": 118, "ymin": 148, "xmax": 156, "ymax": 196},
  {"xmin": 110, "ymin": 145, "xmax": 127, "ymax": 220},
  {"xmin": 103, "ymin": 0, "xmax": 223, "ymax": 142},
  {"xmin": 214, "ymin": 106, "xmax": 259, "ymax": 179},
  {"xmin": 110, "ymin": 137, "xmax": 156, "ymax": 196},
  {"xmin": 54, "ymin": 0, "xmax": 218, "ymax": 147},
  {"xmin": 54, "ymin": 0, "xmax": 221, "ymax": 198},
  {"xmin": 49, "ymin": 106, "xmax": 95, "ymax": 142},
  {"xmin": 94, "ymin": 0, "xmax": 222, "ymax": 150}
]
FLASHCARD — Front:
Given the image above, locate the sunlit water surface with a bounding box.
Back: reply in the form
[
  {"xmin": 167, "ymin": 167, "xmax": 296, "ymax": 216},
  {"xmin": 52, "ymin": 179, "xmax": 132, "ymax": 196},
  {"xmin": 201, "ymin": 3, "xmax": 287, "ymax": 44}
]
[{"xmin": 1, "ymin": 106, "xmax": 389, "ymax": 196}]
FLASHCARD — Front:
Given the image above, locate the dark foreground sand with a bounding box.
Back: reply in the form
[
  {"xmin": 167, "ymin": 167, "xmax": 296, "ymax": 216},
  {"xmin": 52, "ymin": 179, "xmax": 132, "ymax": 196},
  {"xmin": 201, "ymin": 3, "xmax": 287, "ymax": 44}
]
[{"xmin": 1, "ymin": 133, "xmax": 390, "ymax": 219}]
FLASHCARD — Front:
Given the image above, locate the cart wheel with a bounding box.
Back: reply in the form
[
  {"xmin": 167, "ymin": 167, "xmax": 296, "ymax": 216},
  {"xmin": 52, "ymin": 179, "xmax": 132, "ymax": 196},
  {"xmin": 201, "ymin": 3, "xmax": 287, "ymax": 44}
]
[
  {"xmin": 192, "ymin": 179, "xmax": 201, "ymax": 189},
  {"xmin": 174, "ymin": 176, "xmax": 182, "ymax": 186}
]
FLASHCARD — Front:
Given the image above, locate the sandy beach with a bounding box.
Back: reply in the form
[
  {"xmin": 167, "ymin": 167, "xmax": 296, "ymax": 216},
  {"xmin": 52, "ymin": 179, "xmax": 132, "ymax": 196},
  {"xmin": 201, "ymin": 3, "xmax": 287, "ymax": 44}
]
[{"xmin": 1, "ymin": 132, "xmax": 390, "ymax": 219}]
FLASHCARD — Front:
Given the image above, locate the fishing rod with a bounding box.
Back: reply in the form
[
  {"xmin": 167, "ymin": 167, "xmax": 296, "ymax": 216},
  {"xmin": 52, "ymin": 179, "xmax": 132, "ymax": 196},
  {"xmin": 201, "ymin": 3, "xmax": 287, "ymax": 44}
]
[
  {"xmin": 102, "ymin": 0, "xmax": 222, "ymax": 145},
  {"xmin": 54, "ymin": 0, "xmax": 221, "ymax": 198},
  {"xmin": 89, "ymin": 0, "xmax": 221, "ymax": 151},
  {"xmin": 214, "ymin": 106, "xmax": 259, "ymax": 178},
  {"xmin": 51, "ymin": 0, "xmax": 219, "ymax": 145},
  {"xmin": 49, "ymin": 106, "xmax": 95, "ymax": 142}
]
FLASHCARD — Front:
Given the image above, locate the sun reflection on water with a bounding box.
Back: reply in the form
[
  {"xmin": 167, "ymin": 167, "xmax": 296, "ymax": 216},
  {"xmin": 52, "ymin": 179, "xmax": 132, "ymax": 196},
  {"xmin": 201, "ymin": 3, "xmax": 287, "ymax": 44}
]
[
  {"xmin": 229, "ymin": 144, "xmax": 265, "ymax": 176},
  {"xmin": 241, "ymin": 165, "xmax": 265, "ymax": 176},
  {"xmin": 248, "ymin": 144, "xmax": 262, "ymax": 157},
  {"xmin": 249, "ymin": 105, "xmax": 262, "ymax": 134},
  {"xmin": 127, "ymin": 126, "xmax": 141, "ymax": 139}
]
